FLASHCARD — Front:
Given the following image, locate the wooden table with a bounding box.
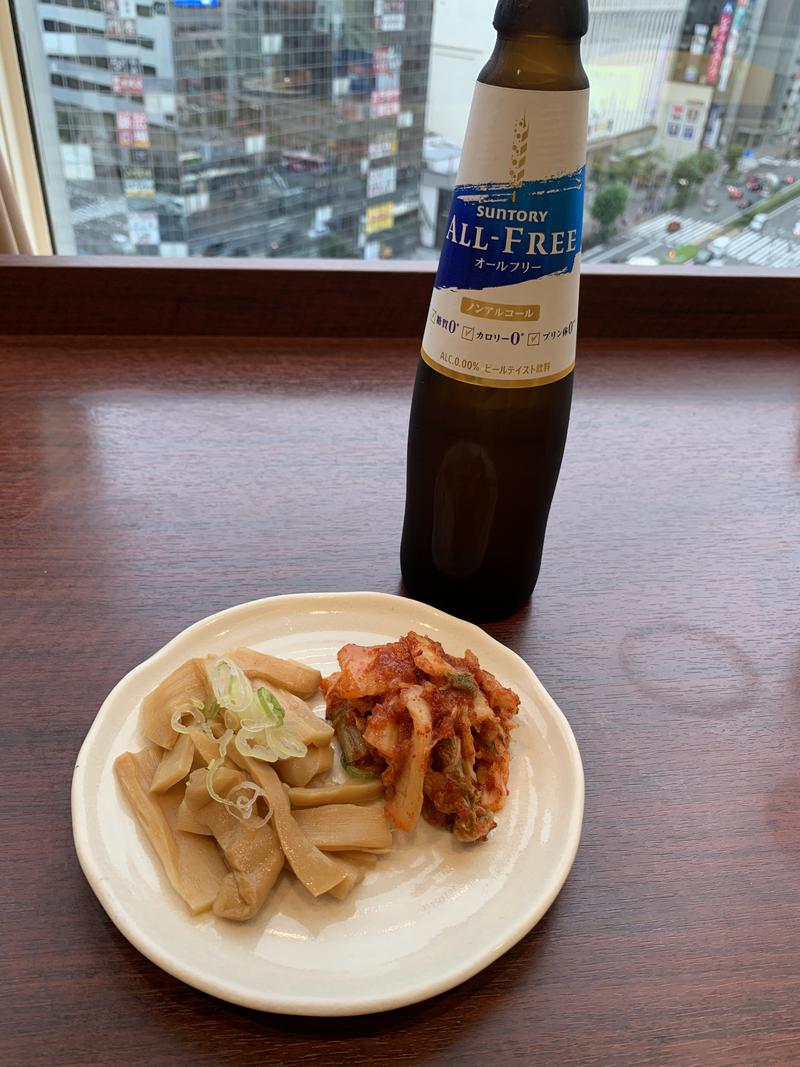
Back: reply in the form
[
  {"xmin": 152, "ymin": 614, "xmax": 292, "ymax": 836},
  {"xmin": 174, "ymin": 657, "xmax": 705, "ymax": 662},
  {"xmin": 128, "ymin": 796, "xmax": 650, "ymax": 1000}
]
[{"xmin": 2, "ymin": 335, "xmax": 799, "ymax": 1066}]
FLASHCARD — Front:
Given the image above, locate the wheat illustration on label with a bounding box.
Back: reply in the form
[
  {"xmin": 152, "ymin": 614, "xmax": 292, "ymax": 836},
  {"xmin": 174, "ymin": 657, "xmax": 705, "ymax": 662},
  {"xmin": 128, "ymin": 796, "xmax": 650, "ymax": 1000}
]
[{"xmin": 509, "ymin": 116, "xmax": 529, "ymax": 203}]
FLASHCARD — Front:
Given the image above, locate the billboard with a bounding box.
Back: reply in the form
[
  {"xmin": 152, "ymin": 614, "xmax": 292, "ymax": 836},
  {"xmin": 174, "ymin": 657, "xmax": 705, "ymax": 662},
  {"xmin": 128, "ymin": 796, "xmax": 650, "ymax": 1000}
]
[
  {"xmin": 123, "ymin": 165, "xmax": 155, "ymax": 198},
  {"xmin": 705, "ymin": 3, "xmax": 733, "ymax": 86},
  {"xmin": 370, "ymin": 89, "xmax": 401, "ymax": 119},
  {"xmin": 365, "ymin": 203, "xmax": 394, "ymax": 235},
  {"xmin": 105, "ymin": 0, "xmax": 137, "ymax": 12},
  {"xmin": 374, "ymin": 0, "xmax": 404, "ymax": 31},
  {"xmin": 367, "ymin": 165, "xmax": 397, "ymax": 199},
  {"xmin": 368, "ymin": 135, "xmax": 398, "ymax": 160},
  {"xmin": 116, "ymin": 112, "xmax": 150, "ymax": 148},
  {"xmin": 718, "ymin": 0, "xmax": 749, "ymax": 92},
  {"xmin": 128, "ymin": 212, "xmax": 160, "ymax": 246},
  {"xmin": 113, "ymin": 74, "xmax": 144, "ymax": 95}
]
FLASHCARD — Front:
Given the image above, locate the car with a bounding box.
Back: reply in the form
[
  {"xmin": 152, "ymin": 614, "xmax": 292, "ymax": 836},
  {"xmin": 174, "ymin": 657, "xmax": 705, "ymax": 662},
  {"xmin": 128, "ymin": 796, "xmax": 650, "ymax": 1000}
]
[
  {"xmin": 694, "ymin": 248, "xmax": 713, "ymax": 264},
  {"xmin": 703, "ymin": 198, "xmax": 719, "ymax": 213},
  {"xmin": 749, "ymin": 214, "xmax": 767, "ymax": 231},
  {"xmin": 793, "ymin": 221, "xmax": 800, "ymax": 238},
  {"xmin": 708, "ymin": 257, "xmax": 727, "ymax": 267},
  {"xmin": 737, "ymin": 196, "xmax": 753, "ymax": 210},
  {"xmin": 710, "ymin": 236, "xmax": 732, "ymax": 255},
  {"xmin": 626, "ymin": 255, "xmax": 660, "ymax": 266},
  {"xmin": 746, "ymin": 176, "xmax": 762, "ymax": 191},
  {"xmin": 787, "ymin": 175, "xmax": 796, "ymax": 185},
  {"xmin": 666, "ymin": 219, "xmax": 682, "ymax": 234},
  {"xmin": 727, "ymin": 185, "xmax": 743, "ymax": 199}
]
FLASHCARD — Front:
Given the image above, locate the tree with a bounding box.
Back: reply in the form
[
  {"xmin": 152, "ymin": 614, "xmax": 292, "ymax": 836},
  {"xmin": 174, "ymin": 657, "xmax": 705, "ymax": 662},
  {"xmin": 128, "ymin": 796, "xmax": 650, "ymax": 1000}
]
[
  {"xmin": 672, "ymin": 149, "xmax": 719, "ymax": 206},
  {"xmin": 638, "ymin": 148, "xmax": 669, "ymax": 187},
  {"xmin": 725, "ymin": 142, "xmax": 746, "ymax": 174},
  {"xmin": 590, "ymin": 183, "xmax": 629, "ymax": 238},
  {"xmin": 317, "ymin": 235, "xmax": 356, "ymax": 259},
  {"xmin": 674, "ymin": 149, "xmax": 717, "ymax": 188}
]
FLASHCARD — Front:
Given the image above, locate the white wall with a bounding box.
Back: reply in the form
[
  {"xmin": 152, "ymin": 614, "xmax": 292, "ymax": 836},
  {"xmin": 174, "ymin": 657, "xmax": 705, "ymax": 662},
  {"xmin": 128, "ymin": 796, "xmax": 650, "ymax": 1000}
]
[{"xmin": 425, "ymin": 0, "xmax": 495, "ymax": 143}]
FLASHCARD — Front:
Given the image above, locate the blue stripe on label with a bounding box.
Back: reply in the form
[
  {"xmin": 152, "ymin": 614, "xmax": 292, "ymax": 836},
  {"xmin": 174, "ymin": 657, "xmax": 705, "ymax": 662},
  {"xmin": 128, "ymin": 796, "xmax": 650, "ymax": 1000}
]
[{"xmin": 435, "ymin": 166, "xmax": 585, "ymax": 292}]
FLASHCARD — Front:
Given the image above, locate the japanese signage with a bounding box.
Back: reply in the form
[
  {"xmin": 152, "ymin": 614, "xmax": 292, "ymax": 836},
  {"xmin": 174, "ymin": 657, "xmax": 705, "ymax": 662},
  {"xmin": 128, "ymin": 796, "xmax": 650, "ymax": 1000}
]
[
  {"xmin": 703, "ymin": 102, "xmax": 723, "ymax": 148},
  {"xmin": 705, "ymin": 3, "xmax": 733, "ymax": 86},
  {"xmin": 105, "ymin": 16, "xmax": 137, "ymax": 39},
  {"xmin": 116, "ymin": 112, "xmax": 150, "ymax": 148},
  {"xmin": 105, "ymin": 0, "xmax": 137, "ymax": 13},
  {"xmin": 374, "ymin": 0, "xmax": 404, "ymax": 31},
  {"xmin": 110, "ymin": 57, "xmax": 143, "ymax": 75},
  {"xmin": 368, "ymin": 135, "xmax": 398, "ymax": 160},
  {"xmin": 123, "ymin": 165, "xmax": 155, "ymax": 198},
  {"xmin": 365, "ymin": 202, "xmax": 394, "ymax": 234},
  {"xmin": 717, "ymin": 0, "xmax": 748, "ymax": 92},
  {"xmin": 370, "ymin": 89, "xmax": 401, "ymax": 119},
  {"xmin": 689, "ymin": 24, "xmax": 709, "ymax": 55},
  {"xmin": 128, "ymin": 212, "xmax": 160, "ymax": 246},
  {"xmin": 367, "ymin": 164, "xmax": 397, "ymax": 199},
  {"xmin": 373, "ymin": 45, "xmax": 401, "ymax": 93},
  {"xmin": 113, "ymin": 74, "xmax": 144, "ymax": 95}
]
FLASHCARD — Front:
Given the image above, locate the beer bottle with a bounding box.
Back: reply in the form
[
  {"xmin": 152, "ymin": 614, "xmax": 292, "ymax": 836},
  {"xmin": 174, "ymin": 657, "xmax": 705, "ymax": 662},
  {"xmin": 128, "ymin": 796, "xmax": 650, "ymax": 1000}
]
[{"xmin": 400, "ymin": 0, "xmax": 589, "ymax": 621}]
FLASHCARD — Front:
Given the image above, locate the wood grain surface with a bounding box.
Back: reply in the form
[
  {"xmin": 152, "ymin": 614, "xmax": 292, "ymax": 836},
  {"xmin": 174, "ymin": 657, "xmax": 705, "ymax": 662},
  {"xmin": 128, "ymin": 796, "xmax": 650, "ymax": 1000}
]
[
  {"xmin": 0, "ymin": 257, "xmax": 798, "ymax": 339},
  {"xmin": 1, "ymin": 335, "xmax": 799, "ymax": 1067}
]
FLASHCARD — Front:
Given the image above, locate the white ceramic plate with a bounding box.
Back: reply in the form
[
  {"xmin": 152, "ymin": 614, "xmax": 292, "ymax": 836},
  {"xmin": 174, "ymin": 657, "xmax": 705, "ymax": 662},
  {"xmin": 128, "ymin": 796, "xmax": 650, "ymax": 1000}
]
[{"xmin": 72, "ymin": 592, "xmax": 583, "ymax": 1016}]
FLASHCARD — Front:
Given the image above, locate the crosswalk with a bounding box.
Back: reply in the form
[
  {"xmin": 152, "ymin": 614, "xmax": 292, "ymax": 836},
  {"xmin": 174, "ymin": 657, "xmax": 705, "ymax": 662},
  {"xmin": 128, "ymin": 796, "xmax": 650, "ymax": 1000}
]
[
  {"xmin": 723, "ymin": 230, "xmax": 800, "ymax": 269},
  {"xmin": 627, "ymin": 212, "xmax": 719, "ymax": 245}
]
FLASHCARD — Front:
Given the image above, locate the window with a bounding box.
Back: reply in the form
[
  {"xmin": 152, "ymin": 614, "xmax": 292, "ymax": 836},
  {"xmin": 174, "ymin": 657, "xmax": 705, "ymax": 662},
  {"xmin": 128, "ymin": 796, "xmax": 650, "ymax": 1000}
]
[{"xmin": 10, "ymin": 0, "xmax": 800, "ymax": 268}]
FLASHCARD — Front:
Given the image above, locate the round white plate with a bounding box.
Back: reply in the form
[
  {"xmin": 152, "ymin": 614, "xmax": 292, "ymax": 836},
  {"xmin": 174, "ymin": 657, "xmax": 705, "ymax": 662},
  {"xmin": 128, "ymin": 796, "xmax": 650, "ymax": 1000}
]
[{"xmin": 72, "ymin": 592, "xmax": 583, "ymax": 1016}]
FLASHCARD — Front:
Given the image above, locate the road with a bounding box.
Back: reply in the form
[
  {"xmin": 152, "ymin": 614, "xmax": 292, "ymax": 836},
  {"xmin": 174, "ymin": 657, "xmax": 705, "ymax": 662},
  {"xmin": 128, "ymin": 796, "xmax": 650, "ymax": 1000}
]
[{"xmin": 584, "ymin": 158, "xmax": 800, "ymax": 268}]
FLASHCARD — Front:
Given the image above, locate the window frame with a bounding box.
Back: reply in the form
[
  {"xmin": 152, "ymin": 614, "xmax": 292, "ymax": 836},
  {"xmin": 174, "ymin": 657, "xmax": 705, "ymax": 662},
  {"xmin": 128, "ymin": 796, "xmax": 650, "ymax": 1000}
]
[
  {"xmin": 1, "ymin": 0, "xmax": 798, "ymax": 340},
  {"xmin": 0, "ymin": 0, "xmax": 52, "ymax": 253}
]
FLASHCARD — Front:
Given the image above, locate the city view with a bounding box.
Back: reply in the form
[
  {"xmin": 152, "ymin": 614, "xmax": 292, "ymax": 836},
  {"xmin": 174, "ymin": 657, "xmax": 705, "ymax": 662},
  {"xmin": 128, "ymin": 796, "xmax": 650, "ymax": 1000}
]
[{"xmin": 13, "ymin": 0, "xmax": 800, "ymax": 268}]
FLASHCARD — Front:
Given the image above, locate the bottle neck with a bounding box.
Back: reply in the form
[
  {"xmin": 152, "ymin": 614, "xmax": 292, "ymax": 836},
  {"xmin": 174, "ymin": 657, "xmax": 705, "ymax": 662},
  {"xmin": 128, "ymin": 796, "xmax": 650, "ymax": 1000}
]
[
  {"xmin": 493, "ymin": 0, "xmax": 589, "ymax": 39},
  {"xmin": 479, "ymin": 33, "xmax": 588, "ymax": 92}
]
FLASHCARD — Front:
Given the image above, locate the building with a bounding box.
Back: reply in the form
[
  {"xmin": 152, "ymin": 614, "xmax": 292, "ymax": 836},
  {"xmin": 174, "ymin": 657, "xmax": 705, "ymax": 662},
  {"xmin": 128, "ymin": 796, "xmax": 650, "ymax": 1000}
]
[
  {"xmin": 15, "ymin": 0, "xmax": 434, "ymax": 258},
  {"xmin": 724, "ymin": 0, "xmax": 800, "ymax": 149},
  {"xmin": 655, "ymin": 0, "xmax": 800, "ymax": 162},
  {"xmin": 421, "ymin": 0, "xmax": 685, "ymax": 247}
]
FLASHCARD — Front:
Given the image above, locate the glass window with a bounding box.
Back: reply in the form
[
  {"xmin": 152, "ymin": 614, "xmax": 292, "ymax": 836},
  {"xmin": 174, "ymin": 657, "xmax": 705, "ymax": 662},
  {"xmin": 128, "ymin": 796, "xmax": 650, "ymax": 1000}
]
[{"xmin": 12, "ymin": 0, "xmax": 800, "ymax": 268}]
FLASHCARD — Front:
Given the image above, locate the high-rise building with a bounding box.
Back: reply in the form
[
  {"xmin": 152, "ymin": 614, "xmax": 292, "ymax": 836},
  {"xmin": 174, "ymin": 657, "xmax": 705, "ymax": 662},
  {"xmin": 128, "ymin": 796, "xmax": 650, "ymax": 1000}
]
[
  {"xmin": 420, "ymin": 0, "xmax": 685, "ymax": 248},
  {"xmin": 16, "ymin": 0, "xmax": 434, "ymax": 258},
  {"xmin": 726, "ymin": 0, "xmax": 800, "ymax": 148},
  {"xmin": 655, "ymin": 0, "xmax": 800, "ymax": 162}
]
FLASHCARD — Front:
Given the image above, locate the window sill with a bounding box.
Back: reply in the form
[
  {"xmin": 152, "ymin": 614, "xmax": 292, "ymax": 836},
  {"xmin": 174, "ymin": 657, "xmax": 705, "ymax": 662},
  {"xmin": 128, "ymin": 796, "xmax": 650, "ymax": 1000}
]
[{"xmin": 0, "ymin": 256, "xmax": 796, "ymax": 339}]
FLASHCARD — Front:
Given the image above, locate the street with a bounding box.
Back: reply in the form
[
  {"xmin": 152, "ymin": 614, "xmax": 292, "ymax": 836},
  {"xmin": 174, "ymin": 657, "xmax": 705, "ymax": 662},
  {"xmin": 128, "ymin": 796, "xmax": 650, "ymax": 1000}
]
[{"xmin": 584, "ymin": 158, "xmax": 800, "ymax": 268}]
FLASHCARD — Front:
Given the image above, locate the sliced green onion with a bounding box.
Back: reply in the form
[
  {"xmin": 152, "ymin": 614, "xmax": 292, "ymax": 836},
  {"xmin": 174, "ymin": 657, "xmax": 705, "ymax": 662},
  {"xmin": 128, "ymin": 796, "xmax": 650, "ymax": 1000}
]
[
  {"xmin": 256, "ymin": 685, "xmax": 285, "ymax": 727},
  {"xmin": 191, "ymin": 695, "xmax": 221, "ymax": 720},
  {"xmin": 264, "ymin": 726, "xmax": 307, "ymax": 760},
  {"xmin": 171, "ymin": 705, "xmax": 215, "ymax": 738},
  {"xmin": 234, "ymin": 721, "xmax": 307, "ymax": 763},
  {"xmin": 228, "ymin": 782, "xmax": 272, "ymax": 829},
  {"xmin": 206, "ymin": 729, "xmax": 272, "ymax": 827},
  {"xmin": 342, "ymin": 759, "xmax": 381, "ymax": 780},
  {"xmin": 234, "ymin": 723, "xmax": 277, "ymax": 764},
  {"xmin": 209, "ymin": 656, "xmax": 253, "ymax": 716}
]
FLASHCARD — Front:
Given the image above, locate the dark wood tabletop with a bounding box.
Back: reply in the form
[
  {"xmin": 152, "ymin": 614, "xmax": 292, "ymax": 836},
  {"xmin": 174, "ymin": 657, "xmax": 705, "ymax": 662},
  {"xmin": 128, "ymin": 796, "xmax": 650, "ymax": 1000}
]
[{"xmin": 2, "ymin": 334, "xmax": 799, "ymax": 1067}]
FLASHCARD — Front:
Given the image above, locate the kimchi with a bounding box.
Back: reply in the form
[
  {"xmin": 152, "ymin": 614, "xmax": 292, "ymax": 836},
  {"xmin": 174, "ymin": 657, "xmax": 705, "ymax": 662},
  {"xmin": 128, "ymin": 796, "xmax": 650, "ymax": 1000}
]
[{"xmin": 322, "ymin": 632, "xmax": 519, "ymax": 842}]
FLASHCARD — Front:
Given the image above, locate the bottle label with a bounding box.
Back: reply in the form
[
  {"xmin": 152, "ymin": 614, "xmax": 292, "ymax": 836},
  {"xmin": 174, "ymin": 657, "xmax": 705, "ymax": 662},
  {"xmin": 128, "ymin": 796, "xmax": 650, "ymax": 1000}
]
[{"xmin": 422, "ymin": 84, "xmax": 589, "ymax": 388}]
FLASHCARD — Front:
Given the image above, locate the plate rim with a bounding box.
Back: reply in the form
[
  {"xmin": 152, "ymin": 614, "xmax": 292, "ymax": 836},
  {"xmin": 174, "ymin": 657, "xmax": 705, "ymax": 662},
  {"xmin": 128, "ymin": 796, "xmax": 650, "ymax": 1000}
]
[{"xmin": 71, "ymin": 590, "xmax": 584, "ymax": 1016}]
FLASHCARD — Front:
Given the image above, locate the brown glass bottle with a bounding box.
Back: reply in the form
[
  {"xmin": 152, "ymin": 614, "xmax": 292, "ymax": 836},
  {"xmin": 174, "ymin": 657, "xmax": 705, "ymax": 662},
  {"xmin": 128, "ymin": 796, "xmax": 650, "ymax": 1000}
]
[{"xmin": 400, "ymin": 0, "xmax": 589, "ymax": 622}]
